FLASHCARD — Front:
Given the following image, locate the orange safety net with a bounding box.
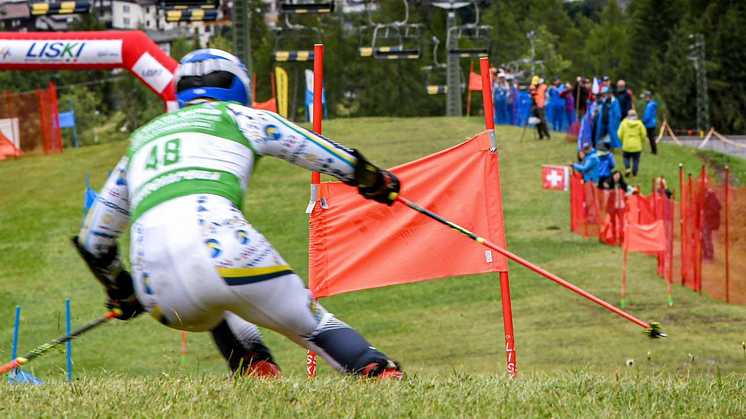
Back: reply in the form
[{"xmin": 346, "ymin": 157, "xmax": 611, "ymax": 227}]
[
  {"xmin": 571, "ymin": 166, "xmax": 743, "ymax": 305},
  {"xmin": 0, "ymin": 80, "xmax": 62, "ymax": 158},
  {"xmin": 571, "ymin": 174, "xmax": 675, "ymax": 282},
  {"xmin": 309, "ymin": 132, "xmax": 508, "ymax": 298}
]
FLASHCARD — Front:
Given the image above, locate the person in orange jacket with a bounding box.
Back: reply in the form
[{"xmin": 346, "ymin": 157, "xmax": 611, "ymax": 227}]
[{"xmin": 529, "ymin": 76, "xmax": 551, "ymax": 140}]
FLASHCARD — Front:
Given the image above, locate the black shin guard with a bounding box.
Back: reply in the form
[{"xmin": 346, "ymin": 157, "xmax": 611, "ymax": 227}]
[
  {"xmin": 311, "ymin": 326, "xmax": 389, "ymax": 375},
  {"xmin": 210, "ymin": 319, "xmax": 275, "ymax": 373}
]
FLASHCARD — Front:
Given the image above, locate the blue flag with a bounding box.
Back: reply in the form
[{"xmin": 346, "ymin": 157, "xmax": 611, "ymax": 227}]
[{"xmin": 8, "ymin": 369, "xmax": 44, "ymax": 385}]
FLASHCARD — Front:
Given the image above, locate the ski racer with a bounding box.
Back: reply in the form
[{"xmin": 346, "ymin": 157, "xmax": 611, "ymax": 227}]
[{"xmin": 72, "ymin": 49, "xmax": 403, "ymax": 379}]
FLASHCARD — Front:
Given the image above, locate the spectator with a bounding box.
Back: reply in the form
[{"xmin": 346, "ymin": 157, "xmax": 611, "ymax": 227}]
[
  {"xmin": 602, "ymin": 76, "xmax": 611, "ymax": 89},
  {"xmin": 615, "ymin": 80, "xmax": 633, "ymax": 123},
  {"xmin": 572, "ymin": 144, "xmax": 600, "ymax": 183},
  {"xmin": 547, "ymin": 77, "xmax": 565, "ymax": 131},
  {"xmin": 493, "ymin": 71, "xmax": 511, "ymax": 124},
  {"xmin": 506, "ymin": 73, "xmax": 518, "ymax": 124},
  {"xmin": 596, "ymin": 142, "xmax": 616, "ymax": 186},
  {"xmin": 567, "ymin": 77, "xmax": 589, "ymax": 117},
  {"xmin": 561, "ymin": 82, "xmax": 576, "ymax": 129},
  {"xmin": 530, "ymin": 76, "xmax": 551, "ymax": 140},
  {"xmin": 641, "ymin": 91, "xmax": 658, "ymax": 155},
  {"xmin": 653, "ymin": 176, "xmax": 672, "ymax": 199},
  {"xmin": 617, "ymin": 109, "xmax": 647, "ymax": 178},
  {"xmin": 599, "ymin": 170, "xmax": 636, "ymax": 195},
  {"xmin": 595, "ymin": 86, "xmax": 622, "ymax": 148},
  {"xmin": 702, "ymin": 187, "xmax": 721, "ymax": 261}
]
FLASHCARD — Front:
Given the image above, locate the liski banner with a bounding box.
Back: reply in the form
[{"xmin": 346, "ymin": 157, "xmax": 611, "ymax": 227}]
[{"xmin": 542, "ymin": 165, "xmax": 569, "ymax": 191}]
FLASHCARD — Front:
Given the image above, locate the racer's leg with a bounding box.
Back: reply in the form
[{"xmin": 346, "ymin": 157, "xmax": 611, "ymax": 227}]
[
  {"xmin": 224, "ymin": 272, "xmax": 398, "ymax": 375},
  {"xmin": 210, "ymin": 312, "xmax": 281, "ymax": 376}
]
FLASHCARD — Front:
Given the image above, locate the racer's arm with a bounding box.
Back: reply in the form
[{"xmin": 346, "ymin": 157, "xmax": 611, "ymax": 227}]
[
  {"xmin": 72, "ymin": 157, "xmax": 142, "ymax": 319},
  {"xmin": 229, "ymin": 105, "xmax": 400, "ymax": 204}
]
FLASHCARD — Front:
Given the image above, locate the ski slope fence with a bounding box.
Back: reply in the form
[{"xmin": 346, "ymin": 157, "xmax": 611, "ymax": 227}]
[{"xmin": 570, "ymin": 166, "xmax": 744, "ymax": 305}]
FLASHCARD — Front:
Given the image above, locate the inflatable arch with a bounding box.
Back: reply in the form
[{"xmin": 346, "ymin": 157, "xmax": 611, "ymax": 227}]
[{"xmin": 0, "ymin": 31, "xmax": 179, "ymax": 111}]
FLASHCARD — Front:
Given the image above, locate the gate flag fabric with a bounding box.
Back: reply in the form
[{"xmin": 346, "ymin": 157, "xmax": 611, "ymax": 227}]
[
  {"xmin": 542, "ymin": 165, "xmax": 569, "ymax": 191},
  {"xmin": 624, "ymin": 220, "xmax": 667, "ymax": 253},
  {"xmin": 309, "ymin": 132, "xmax": 508, "ymax": 298}
]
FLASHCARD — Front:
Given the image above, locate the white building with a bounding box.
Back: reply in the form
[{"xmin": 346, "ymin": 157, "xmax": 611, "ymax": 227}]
[{"xmin": 111, "ymin": 0, "xmax": 158, "ymax": 30}]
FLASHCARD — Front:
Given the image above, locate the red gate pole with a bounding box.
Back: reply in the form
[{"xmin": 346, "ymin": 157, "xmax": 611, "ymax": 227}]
[
  {"xmin": 479, "ymin": 57, "xmax": 516, "ymax": 378},
  {"xmin": 679, "ymin": 164, "xmax": 685, "ymax": 286},
  {"xmin": 725, "ymin": 166, "xmax": 730, "ymax": 303},
  {"xmin": 306, "ymin": 43, "xmax": 325, "ymax": 378}
]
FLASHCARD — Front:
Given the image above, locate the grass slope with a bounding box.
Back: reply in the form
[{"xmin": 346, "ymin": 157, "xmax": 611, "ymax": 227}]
[{"xmin": 1, "ymin": 118, "xmax": 745, "ymax": 416}]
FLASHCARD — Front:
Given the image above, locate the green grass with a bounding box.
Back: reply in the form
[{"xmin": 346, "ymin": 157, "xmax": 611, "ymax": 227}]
[{"xmin": 1, "ymin": 117, "xmax": 745, "ymax": 416}]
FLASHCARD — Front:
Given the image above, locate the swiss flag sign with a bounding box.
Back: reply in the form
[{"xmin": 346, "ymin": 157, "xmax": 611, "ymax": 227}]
[{"xmin": 542, "ymin": 165, "xmax": 569, "ymax": 191}]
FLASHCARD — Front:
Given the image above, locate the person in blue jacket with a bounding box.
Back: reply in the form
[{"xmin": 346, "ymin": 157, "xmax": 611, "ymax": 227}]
[
  {"xmin": 595, "ymin": 86, "xmax": 622, "ymax": 149},
  {"xmin": 641, "ymin": 90, "xmax": 658, "ymax": 155},
  {"xmin": 572, "ymin": 144, "xmax": 600, "ymax": 183},
  {"xmin": 596, "ymin": 141, "xmax": 616, "ymax": 186},
  {"xmin": 547, "ymin": 77, "xmax": 566, "ymax": 131}
]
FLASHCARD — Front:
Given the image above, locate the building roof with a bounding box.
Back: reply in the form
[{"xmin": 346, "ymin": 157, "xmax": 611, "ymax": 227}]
[
  {"xmin": 0, "ymin": 2, "xmax": 31, "ymax": 21},
  {"xmin": 144, "ymin": 27, "xmax": 194, "ymax": 44}
]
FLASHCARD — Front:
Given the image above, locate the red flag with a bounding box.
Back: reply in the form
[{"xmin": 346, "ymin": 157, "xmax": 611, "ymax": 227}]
[
  {"xmin": 624, "ymin": 220, "xmax": 667, "ymax": 253},
  {"xmin": 252, "ymin": 98, "xmax": 277, "ymax": 112},
  {"xmin": 542, "ymin": 165, "xmax": 569, "ymax": 191},
  {"xmin": 468, "ymin": 71, "xmax": 482, "ymax": 91},
  {"xmin": 309, "ymin": 133, "xmax": 508, "ymax": 298}
]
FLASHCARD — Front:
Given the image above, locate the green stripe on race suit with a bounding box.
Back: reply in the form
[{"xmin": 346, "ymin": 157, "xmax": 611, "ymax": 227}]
[
  {"xmin": 128, "ymin": 102, "xmax": 256, "ymax": 158},
  {"xmin": 131, "ymin": 168, "xmax": 244, "ymax": 221}
]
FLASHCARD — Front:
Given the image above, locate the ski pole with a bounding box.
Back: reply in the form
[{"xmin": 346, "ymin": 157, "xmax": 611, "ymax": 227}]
[
  {"xmin": 393, "ymin": 195, "xmax": 667, "ymax": 338},
  {"xmin": 0, "ymin": 310, "xmax": 120, "ymax": 375}
]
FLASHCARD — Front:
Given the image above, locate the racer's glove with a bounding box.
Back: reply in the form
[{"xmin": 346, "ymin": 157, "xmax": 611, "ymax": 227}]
[
  {"xmin": 71, "ymin": 237, "xmax": 144, "ymax": 320},
  {"xmin": 347, "ymin": 149, "xmax": 401, "ymax": 206}
]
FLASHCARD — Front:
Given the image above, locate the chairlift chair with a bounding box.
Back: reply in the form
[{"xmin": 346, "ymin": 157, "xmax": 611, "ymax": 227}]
[
  {"xmin": 159, "ymin": 0, "xmax": 220, "ymax": 9},
  {"xmin": 272, "ymin": 16, "xmax": 321, "ymax": 62},
  {"xmin": 422, "ymin": 37, "xmax": 465, "ymax": 95},
  {"xmin": 279, "ymin": 0, "xmax": 335, "ymax": 14},
  {"xmin": 370, "ymin": 24, "xmax": 422, "ymax": 60},
  {"xmin": 446, "ymin": 24, "xmax": 492, "ymax": 58}
]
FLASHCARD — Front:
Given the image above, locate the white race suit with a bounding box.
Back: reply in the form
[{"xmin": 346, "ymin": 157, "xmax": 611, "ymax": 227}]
[{"xmin": 78, "ymin": 102, "xmax": 393, "ymax": 374}]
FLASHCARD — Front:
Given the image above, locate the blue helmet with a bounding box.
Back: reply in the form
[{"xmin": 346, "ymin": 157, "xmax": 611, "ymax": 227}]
[{"xmin": 174, "ymin": 49, "xmax": 252, "ymax": 108}]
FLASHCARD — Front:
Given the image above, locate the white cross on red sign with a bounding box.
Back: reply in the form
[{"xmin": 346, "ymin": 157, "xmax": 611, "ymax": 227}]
[{"xmin": 542, "ymin": 165, "xmax": 569, "ymax": 191}]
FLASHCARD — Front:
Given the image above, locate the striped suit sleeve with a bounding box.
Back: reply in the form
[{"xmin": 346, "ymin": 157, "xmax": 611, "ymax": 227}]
[{"xmin": 228, "ymin": 104, "xmax": 357, "ymax": 182}]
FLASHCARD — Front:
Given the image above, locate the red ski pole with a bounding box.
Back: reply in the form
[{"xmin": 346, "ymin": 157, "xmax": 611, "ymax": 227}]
[{"xmin": 393, "ymin": 195, "xmax": 666, "ymax": 338}]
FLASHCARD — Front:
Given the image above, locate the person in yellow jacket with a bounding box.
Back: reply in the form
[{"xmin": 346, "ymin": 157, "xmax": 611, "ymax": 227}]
[{"xmin": 617, "ymin": 109, "xmax": 647, "ymax": 178}]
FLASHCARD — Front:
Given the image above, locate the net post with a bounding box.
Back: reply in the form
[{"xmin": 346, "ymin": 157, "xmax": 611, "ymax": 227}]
[
  {"xmin": 307, "ymin": 43, "xmax": 324, "ymax": 377},
  {"xmin": 698, "ymin": 166, "xmax": 705, "ymax": 295},
  {"xmin": 679, "ymin": 164, "xmax": 685, "ymax": 286},
  {"xmin": 724, "ymin": 166, "xmax": 730, "ymax": 303},
  {"xmin": 668, "ymin": 190, "xmax": 675, "ymax": 306},
  {"xmin": 479, "ymin": 58, "xmax": 496, "ymax": 150}
]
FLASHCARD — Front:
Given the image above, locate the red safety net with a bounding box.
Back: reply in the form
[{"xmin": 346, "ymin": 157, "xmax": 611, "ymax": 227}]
[
  {"xmin": 0, "ymin": 80, "xmax": 62, "ymax": 158},
  {"xmin": 309, "ymin": 132, "xmax": 508, "ymax": 298},
  {"xmin": 571, "ymin": 166, "xmax": 744, "ymax": 305},
  {"xmin": 570, "ymin": 173, "xmax": 675, "ymax": 283}
]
